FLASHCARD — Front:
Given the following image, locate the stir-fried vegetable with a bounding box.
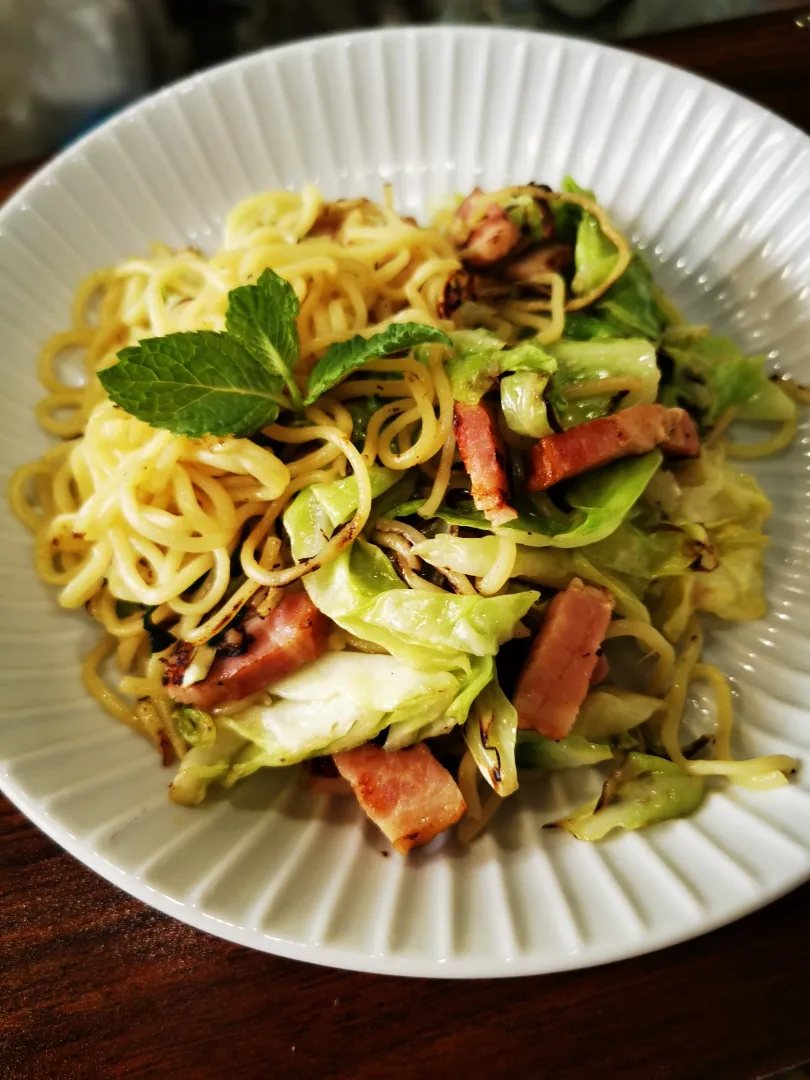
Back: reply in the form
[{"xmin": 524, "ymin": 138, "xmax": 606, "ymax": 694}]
[{"xmin": 553, "ymin": 754, "xmax": 705, "ymax": 841}]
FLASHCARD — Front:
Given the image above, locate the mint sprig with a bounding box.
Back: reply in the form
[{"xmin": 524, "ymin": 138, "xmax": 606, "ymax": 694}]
[
  {"xmin": 226, "ymin": 269, "xmax": 303, "ymax": 409},
  {"xmin": 98, "ymin": 332, "xmax": 288, "ymax": 438},
  {"xmin": 98, "ymin": 267, "xmax": 452, "ymax": 439},
  {"xmin": 304, "ymin": 323, "xmax": 452, "ymax": 405}
]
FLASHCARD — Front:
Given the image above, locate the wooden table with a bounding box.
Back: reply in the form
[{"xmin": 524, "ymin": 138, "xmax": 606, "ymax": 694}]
[{"xmin": 2, "ymin": 11, "xmax": 810, "ymax": 1079}]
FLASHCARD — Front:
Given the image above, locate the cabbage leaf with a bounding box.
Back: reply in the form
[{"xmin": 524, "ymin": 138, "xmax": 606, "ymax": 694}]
[
  {"xmin": 564, "ymin": 177, "xmax": 619, "ymax": 297},
  {"xmin": 500, "ymin": 371, "xmax": 554, "ymax": 438},
  {"xmin": 302, "ymin": 538, "xmax": 537, "ymax": 671},
  {"xmin": 464, "ymin": 677, "xmax": 520, "ymax": 797},
  {"xmin": 283, "ymin": 466, "xmax": 400, "ymax": 561},
  {"xmin": 169, "ymin": 724, "xmax": 247, "ymax": 806},
  {"xmin": 671, "ymin": 446, "xmax": 772, "ymax": 622},
  {"xmin": 515, "ymin": 732, "xmax": 612, "ymax": 770},
  {"xmin": 385, "ymin": 656, "xmax": 495, "ymax": 751},
  {"xmin": 411, "ymin": 534, "xmax": 649, "ymax": 621},
  {"xmin": 573, "ymin": 688, "xmax": 664, "ymax": 740},
  {"xmin": 554, "ymin": 753, "xmax": 704, "ymax": 841},
  {"xmin": 548, "ymin": 338, "xmax": 660, "ymax": 428},
  {"xmin": 661, "ymin": 335, "xmax": 795, "ymax": 426},
  {"xmin": 225, "ymin": 652, "xmax": 460, "ymax": 780},
  {"xmin": 446, "ymin": 331, "xmax": 557, "ymax": 405}
]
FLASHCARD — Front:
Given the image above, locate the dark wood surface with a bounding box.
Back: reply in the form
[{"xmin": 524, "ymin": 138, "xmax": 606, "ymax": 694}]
[{"xmin": 2, "ymin": 11, "xmax": 810, "ymax": 1080}]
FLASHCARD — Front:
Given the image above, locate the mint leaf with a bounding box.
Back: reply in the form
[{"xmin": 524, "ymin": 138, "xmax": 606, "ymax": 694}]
[
  {"xmin": 304, "ymin": 323, "xmax": 452, "ymax": 406},
  {"xmin": 225, "ymin": 268, "xmax": 303, "ymax": 408},
  {"xmin": 98, "ymin": 332, "xmax": 286, "ymax": 438}
]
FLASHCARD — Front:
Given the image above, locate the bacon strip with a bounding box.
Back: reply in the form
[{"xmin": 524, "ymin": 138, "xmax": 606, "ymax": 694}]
[
  {"xmin": 453, "ymin": 401, "xmax": 517, "ymax": 526},
  {"xmin": 167, "ymin": 593, "xmax": 329, "ymax": 709},
  {"xmin": 513, "ymin": 578, "xmax": 615, "ymax": 740},
  {"xmin": 461, "ymin": 207, "xmax": 521, "ymax": 268},
  {"xmin": 455, "ymin": 190, "xmax": 521, "ymax": 268},
  {"xmin": 526, "ymin": 403, "xmax": 700, "ymax": 492},
  {"xmin": 505, "ymin": 243, "xmax": 573, "ymax": 282},
  {"xmin": 333, "ymin": 742, "xmax": 467, "ymax": 854}
]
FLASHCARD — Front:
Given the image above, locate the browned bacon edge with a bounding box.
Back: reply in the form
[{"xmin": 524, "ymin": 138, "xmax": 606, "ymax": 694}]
[
  {"xmin": 513, "ymin": 578, "xmax": 615, "ymax": 740},
  {"xmin": 453, "ymin": 400, "xmax": 517, "ymax": 526},
  {"xmin": 526, "ymin": 403, "xmax": 700, "ymax": 493}
]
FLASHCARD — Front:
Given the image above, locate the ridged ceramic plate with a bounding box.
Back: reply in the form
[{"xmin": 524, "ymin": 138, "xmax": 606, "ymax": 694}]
[{"xmin": 1, "ymin": 27, "xmax": 810, "ymax": 978}]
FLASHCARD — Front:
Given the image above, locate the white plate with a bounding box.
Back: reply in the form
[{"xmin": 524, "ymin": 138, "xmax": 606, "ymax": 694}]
[{"xmin": 1, "ymin": 27, "xmax": 810, "ymax": 978}]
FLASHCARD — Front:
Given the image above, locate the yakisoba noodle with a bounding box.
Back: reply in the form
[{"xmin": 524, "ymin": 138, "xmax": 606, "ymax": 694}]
[{"xmin": 8, "ymin": 180, "xmax": 800, "ymax": 847}]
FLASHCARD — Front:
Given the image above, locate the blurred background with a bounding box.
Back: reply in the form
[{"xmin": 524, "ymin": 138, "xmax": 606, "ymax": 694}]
[{"xmin": 0, "ymin": 0, "xmax": 805, "ymax": 167}]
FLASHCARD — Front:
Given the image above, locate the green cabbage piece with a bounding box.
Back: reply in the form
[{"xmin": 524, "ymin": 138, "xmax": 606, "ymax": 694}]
[
  {"xmin": 661, "ymin": 335, "xmax": 795, "ymax": 426},
  {"xmin": 564, "ymin": 177, "xmax": 620, "ymax": 297},
  {"xmin": 283, "ymin": 465, "xmax": 400, "ymax": 561},
  {"xmin": 584, "ymin": 517, "xmax": 711, "ymax": 593},
  {"xmin": 693, "ymin": 527, "xmax": 770, "ymax": 622},
  {"xmin": 516, "ymin": 732, "xmax": 612, "ymax": 770},
  {"xmin": 500, "ymin": 371, "xmax": 554, "ymax": 437},
  {"xmin": 572, "ymin": 689, "xmax": 664, "ymax": 740},
  {"xmin": 464, "ymin": 677, "xmax": 519, "ymax": 797},
  {"xmin": 563, "ymin": 313, "xmax": 623, "ymax": 341},
  {"xmin": 399, "ymin": 452, "xmax": 663, "ymax": 551},
  {"xmin": 561, "ymin": 177, "xmax": 665, "ymax": 339},
  {"xmin": 671, "ymin": 446, "xmax": 771, "ymax": 622},
  {"xmin": 675, "ymin": 445, "xmax": 772, "ymax": 530},
  {"xmin": 411, "ymin": 534, "xmax": 649, "ymax": 622},
  {"xmin": 302, "ymin": 537, "xmax": 537, "ymax": 671},
  {"xmin": 446, "ymin": 331, "xmax": 557, "ymax": 405},
  {"xmin": 597, "ymin": 256, "xmax": 665, "ymax": 341},
  {"xmin": 555, "ymin": 753, "xmax": 705, "ymax": 840},
  {"xmin": 224, "ymin": 652, "xmax": 461, "ymax": 780},
  {"xmin": 505, "ymin": 193, "xmax": 553, "ymax": 242},
  {"xmin": 169, "ymin": 724, "xmax": 247, "ymax": 806},
  {"xmin": 385, "ymin": 655, "xmax": 495, "ymax": 751},
  {"xmin": 174, "ymin": 706, "xmax": 217, "ymax": 748},
  {"xmin": 548, "ymin": 338, "xmax": 660, "ymax": 428}
]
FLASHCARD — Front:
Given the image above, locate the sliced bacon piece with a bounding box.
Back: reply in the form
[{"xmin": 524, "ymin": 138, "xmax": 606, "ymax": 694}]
[
  {"xmin": 167, "ymin": 593, "xmax": 329, "ymax": 709},
  {"xmin": 461, "ymin": 204, "xmax": 521, "ymax": 268},
  {"xmin": 513, "ymin": 578, "xmax": 615, "ymax": 740},
  {"xmin": 454, "ymin": 191, "xmax": 521, "ymax": 268},
  {"xmin": 661, "ymin": 407, "xmax": 701, "ymax": 457},
  {"xmin": 505, "ymin": 242, "xmax": 573, "ymax": 282},
  {"xmin": 333, "ymin": 742, "xmax": 466, "ymax": 854},
  {"xmin": 453, "ymin": 401, "xmax": 517, "ymax": 526},
  {"xmin": 456, "ymin": 188, "xmax": 486, "ymax": 226},
  {"xmin": 526, "ymin": 403, "xmax": 700, "ymax": 493}
]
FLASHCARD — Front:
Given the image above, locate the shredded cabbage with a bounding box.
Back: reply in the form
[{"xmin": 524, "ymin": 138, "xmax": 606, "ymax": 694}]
[
  {"xmin": 554, "ymin": 754, "xmax": 705, "ymax": 840},
  {"xmin": 463, "ymin": 677, "xmax": 519, "ymax": 797},
  {"xmin": 225, "ymin": 653, "xmax": 461, "ymax": 780},
  {"xmin": 303, "ymin": 538, "xmax": 537, "ymax": 671},
  {"xmin": 284, "ymin": 465, "xmax": 399, "ymax": 561}
]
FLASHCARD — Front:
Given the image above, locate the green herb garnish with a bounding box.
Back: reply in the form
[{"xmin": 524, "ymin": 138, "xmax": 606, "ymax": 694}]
[
  {"xmin": 304, "ymin": 323, "xmax": 451, "ymax": 406},
  {"xmin": 98, "ymin": 266, "xmax": 449, "ymax": 438},
  {"xmin": 225, "ymin": 268, "xmax": 303, "ymax": 409},
  {"xmin": 98, "ymin": 332, "xmax": 289, "ymax": 438}
]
